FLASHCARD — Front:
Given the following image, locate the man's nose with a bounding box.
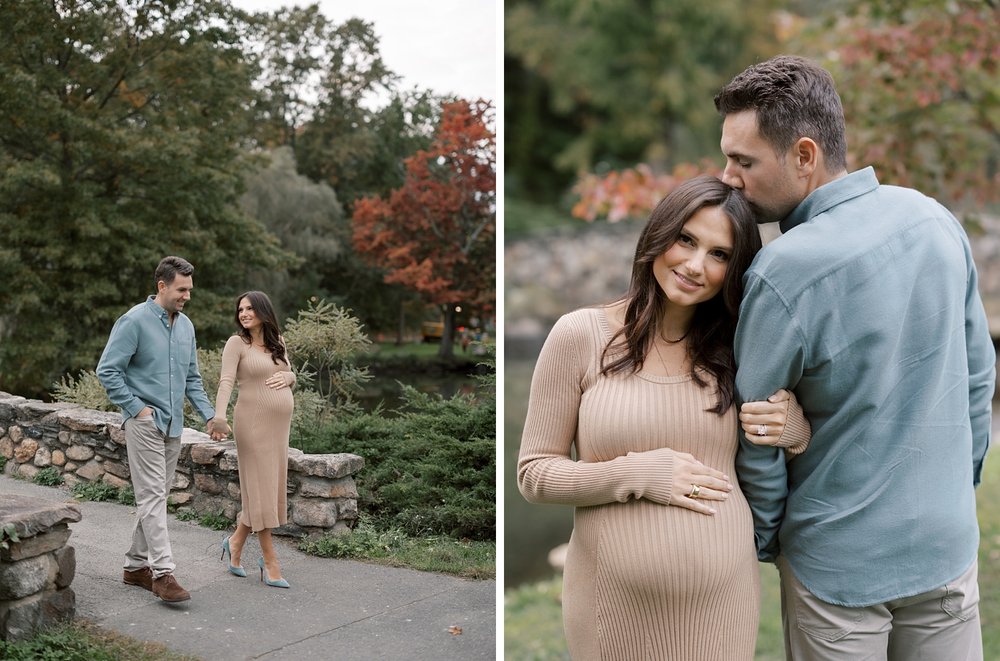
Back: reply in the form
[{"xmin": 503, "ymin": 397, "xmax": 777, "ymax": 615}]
[{"xmin": 721, "ymin": 163, "xmax": 742, "ymax": 189}]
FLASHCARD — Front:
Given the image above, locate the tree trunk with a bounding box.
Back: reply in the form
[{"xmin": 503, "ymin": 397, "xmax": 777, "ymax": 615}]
[
  {"xmin": 396, "ymin": 295, "xmax": 405, "ymax": 345},
  {"xmin": 438, "ymin": 304, "xmax": 456, "ymax": 358}
]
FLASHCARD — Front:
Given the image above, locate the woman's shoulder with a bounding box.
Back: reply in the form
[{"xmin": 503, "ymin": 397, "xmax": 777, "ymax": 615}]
[
  {"xmin": 224, "ymin": 334, "xmax": 247, "ymax": 349},
  {"xmin": 547, "ymin": 306, "xmax": 615, "ymax": 351}
]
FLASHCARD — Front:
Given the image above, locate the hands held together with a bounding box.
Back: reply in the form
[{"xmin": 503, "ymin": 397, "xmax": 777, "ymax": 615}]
[{"xmin": 208, "ymin": 417, "xmax": 230, "ymax": 441}]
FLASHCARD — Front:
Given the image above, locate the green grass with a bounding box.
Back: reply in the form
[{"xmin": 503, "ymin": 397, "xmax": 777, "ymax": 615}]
[
  {"xmin": 0, "ymin": 619, "xmax": 200, "ymax": 661},
  {"xmin": 504, "ymin": 449, "xmax": 1000, "ymax": 659},
  {"xmin": 976, "ymin": 462, "xmax": 1000, "ymax": 654},
  {"xmin": 298, "ymin": 517, "xmax": 495, "ymax": 579},
  {"xmin": 174, "ymin": 510, "xmax": 233, "ymax": 531},
  {"xmin": 72, "ymin": 481, "xmax": 136, "ymax": 506}
]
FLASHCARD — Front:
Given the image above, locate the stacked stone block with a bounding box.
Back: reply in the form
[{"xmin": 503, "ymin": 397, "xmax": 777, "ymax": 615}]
[
  {"xmin": 0, "ymin": 495, "xmax": 80, "ymax": 641},
  {"xmin": 0, "ymin": 392, "xmax": 364, "ymax": 536}
]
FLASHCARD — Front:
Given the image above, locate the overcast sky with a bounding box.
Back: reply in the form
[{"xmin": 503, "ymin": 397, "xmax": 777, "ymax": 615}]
[{"xmin": 230, "ymin": 0, "xmax": 497, "ymax": 103}]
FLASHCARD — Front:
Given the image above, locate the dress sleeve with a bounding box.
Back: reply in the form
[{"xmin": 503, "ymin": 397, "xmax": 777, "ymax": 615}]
[
  {"xmin": 214, "ymin": 336, "xmax": 242, "ymax": 419},
  {"xmin": 517, "ymin": 312, "xmax": 678, "ymax": 508},
  {"xmin": 773, "ymin": 390, "xmax": 812, "ymax": 457}
]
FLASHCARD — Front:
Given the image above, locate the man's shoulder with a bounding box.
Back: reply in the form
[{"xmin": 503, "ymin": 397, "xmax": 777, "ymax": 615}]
[{"xmin": 115, "ymin": 301, "xmax": 153, "ymax": 327}]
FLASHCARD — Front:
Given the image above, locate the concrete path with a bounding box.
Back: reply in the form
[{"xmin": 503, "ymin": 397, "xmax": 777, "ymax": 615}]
[{"xmin": 1, "ymin": 474, "xmax": 496, "ymax": 660}]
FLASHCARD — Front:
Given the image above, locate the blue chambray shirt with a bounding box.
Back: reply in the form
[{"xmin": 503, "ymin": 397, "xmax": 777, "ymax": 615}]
[
  {"xmin": 734, "ymin": 167, "xmax": 995, "ymax": 606},
  {"xmin": 97, "ymin": 296, "xmax": 215, "ymax": 437}
]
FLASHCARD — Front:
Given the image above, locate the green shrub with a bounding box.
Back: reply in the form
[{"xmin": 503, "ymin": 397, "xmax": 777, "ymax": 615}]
[
  {"xmin": 292, "ymin": 358, "xmax": 496, "ymax": 541},
  {"xmin": 0, "ymin": 456, "xmax": 7, "ymax": 473},
  {"xmin": 33, "ymin": 466, "xmax": 64, "ymax": 486},
  {"xmin": 51, "ymin": 371, "xmax": 114, "ymax": 411},
  {"xmin": 283, "ymin": 298, "xmax": 372, "ymax": 405}
]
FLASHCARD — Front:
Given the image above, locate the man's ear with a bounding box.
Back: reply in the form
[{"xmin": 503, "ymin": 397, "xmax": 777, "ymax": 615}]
[
  {"xmin": 156, "ymin": 280, "xmax": 166, "ymax": 293},
  {"xmin": 793, "ymin": 137, "xmax": 819, "ymax": 177}
]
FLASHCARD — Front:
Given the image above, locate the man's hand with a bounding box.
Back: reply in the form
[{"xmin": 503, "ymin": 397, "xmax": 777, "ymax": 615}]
[{"xmin": 208, "ymin": 417, "xmax": 230, "ymax": 441}]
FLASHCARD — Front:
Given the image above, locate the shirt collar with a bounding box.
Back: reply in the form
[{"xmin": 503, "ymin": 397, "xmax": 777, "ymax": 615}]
[
  {"xmin": 145, "ymin": 295, "xmax": 172, "ymax": 324},
  {"xmin": 779, "ymin": 167, "xmax": 880, "ymax": 234}
]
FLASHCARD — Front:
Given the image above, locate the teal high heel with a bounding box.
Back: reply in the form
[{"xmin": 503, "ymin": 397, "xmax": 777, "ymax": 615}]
[
  {"xmin": 258, "ymin": 557, "xmax": 290, "ymax": 588},
  {"xmin": 221, "ymin": 537, "xmax": 247, "ymax": 577}
]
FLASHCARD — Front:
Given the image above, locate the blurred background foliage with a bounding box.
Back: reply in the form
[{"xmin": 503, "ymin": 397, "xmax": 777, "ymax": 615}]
[
  {"xmin": 505, "ymin": 0, "xmax": 999, "ymax": 228},
  {"xmin": 0, "ymin": 0, "xmax": 495, "ymax": 397}
]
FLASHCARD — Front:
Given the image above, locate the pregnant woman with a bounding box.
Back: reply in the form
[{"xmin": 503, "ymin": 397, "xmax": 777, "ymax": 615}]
[
  {"xmin": 213, "ymin": 290, "xmax": 295, "ymax": 588},
  {"xmin": 518, "ymin": 176, "xmax": 809, "ymax": 659}
]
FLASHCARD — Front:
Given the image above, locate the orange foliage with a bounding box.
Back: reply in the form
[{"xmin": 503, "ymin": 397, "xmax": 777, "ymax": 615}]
[
  {"xmin": 352, "ymin": 99, "xmax": 496, "ymax": 307},
  {"xmin": 571, "ymin": 160, "xmax": 721, "ymax": 223}
]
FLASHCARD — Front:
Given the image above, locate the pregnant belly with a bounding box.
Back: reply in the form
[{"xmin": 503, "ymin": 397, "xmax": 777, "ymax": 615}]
[{"xmin": 569, "ymin": 496, "xmax": 755, "ymax": 596}]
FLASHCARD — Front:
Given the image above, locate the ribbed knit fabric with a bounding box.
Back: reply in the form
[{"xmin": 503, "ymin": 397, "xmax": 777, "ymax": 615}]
[
  {"xmin": 215, "ymin": 335, "xmax": 295, "ymax": 532},
  {"xmin": 518, "ymin": 307, "xmax": 809, "ymax": 660}
]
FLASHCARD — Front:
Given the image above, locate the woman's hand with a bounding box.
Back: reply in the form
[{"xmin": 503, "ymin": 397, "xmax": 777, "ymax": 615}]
[
  {"xmin": 266, "ymin": 371, "xmax": 292, "ymax": 390},
  {"xmin": 628, "ymin": 448, "xmax": 733, "ymax": 515},
  {"xmin": 739, "ymin": 389, "xmax": 794, "ymax": 447},
  {"xmin": 209, "ymin": 417, "xmax": 230, "ymax": 441}
]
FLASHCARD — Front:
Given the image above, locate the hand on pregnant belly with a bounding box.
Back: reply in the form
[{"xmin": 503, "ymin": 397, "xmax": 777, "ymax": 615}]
[
  {"xmin": 628, "ymin": 447, "xmax": 734, "ymax": 515},
  {"xmin": 265, "ymin": 372, "xmax": 292, "ymax": 390}
]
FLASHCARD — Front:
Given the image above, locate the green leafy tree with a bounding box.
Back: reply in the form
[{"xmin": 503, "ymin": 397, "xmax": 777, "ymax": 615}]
[
  {"xmin": 238, "ymin": 146, "xmax": 340, "ymax": 316},
  {"xmin": 504, "ymin": 0, "xmax": 779, "ymax": 203},
  {"xmin": 0, "ymin": 0, "xmax": 292, "ymax": 396},
  {"xmin": 291, "ymin": 17, "xmax": 398, "ymax": 208}
]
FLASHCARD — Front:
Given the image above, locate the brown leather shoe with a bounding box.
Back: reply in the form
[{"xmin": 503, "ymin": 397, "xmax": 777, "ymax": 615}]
[
  {"xmin": 152, "ymin": 573, "xmax": 191, "ymax": 603},
  {"xmin": 123, "ymin": 566, "xmax": 153, "ymax": 591}
]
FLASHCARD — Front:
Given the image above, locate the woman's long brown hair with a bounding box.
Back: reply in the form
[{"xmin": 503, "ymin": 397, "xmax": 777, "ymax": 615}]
[{"xmin": 600, "ymin": 175, "xmax": 761, "ymax": 414}]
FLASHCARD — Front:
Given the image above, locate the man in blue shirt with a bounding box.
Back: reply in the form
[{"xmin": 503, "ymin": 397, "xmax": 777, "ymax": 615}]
[
  {"xmin": 716, "ymin": 55, "xmax": 994, "ymax": 659},
  {"xmin": 97, "ymin": 256, "xmax": 222, "ymax": 603}
]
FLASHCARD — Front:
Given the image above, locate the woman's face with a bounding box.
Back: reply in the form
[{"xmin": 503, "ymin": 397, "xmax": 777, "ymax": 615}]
[
  {"xmin": 653, "ymin": 205, "xmax": 734, "ymax": 309},
  {"xmin": 237, "ymin": 297, "xmax": 262, "ymax": 332}
]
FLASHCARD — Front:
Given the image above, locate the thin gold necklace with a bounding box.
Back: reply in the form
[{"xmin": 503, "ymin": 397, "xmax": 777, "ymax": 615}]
[{"xmin": 650, "ymin": 336, "xmax": 685, "ymax": 376}]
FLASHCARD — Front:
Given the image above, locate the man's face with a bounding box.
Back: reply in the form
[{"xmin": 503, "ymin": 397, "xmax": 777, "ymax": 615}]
[
  {"xmin": 720, "ymin": 110, "xmax": 805, "ymax": 224},
  {"xmin": 157, "ymin": 274, "xmax": 193, "ymax": 315}
]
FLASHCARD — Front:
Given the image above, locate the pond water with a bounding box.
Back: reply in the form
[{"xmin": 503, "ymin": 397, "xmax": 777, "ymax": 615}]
[
  {"xmin": 356, "ymin": 371, "xmax": 481, "ymax": 414},
  {"xmin": 505, "ymin": 355, "xmax": 575, "ymax": 589}
]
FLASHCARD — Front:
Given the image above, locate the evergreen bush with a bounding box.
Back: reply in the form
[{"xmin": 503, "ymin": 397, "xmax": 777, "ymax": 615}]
[{"xmin": 293, "ymin": 363, "xmax": 496, "ymax": 541}]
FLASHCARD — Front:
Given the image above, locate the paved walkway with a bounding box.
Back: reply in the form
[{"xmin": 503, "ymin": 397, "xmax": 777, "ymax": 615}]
[{"xmin": 1, "ymin": 475, "xmax": 496, "ymax": 660}]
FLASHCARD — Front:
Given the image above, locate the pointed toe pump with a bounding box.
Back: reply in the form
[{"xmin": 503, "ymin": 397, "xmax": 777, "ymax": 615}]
[
  {"xmin": 221, "ymin": 537, "xmax": 247, "ymax": 578},
  {"xmin": 258, "ymin": 557, "xmax": 290, "ymax": 588}
]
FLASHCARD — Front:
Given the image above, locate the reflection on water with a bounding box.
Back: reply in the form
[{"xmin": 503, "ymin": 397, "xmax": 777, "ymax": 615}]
[
  {"xmin": 357, "ymin": 373, "xmax": 480, "ymax": 414},
  {"xmin": 505, "ymin": 355, "xmax": 574, "ymax": 589}
]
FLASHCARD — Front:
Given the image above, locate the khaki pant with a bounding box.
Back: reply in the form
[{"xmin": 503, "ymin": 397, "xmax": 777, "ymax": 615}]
[
  {"xmin": 123, "ymin": 416, "xmax": 181, "ymax": 579},
  {"xmin": 778, "ymin": 556, "xmax": 982, "ymax": 661}
]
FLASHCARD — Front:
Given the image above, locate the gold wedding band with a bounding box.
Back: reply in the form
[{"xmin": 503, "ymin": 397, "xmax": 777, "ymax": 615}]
[{"xmin": 688, "ymin": 484, "xmax": 701, "ymax": 499}]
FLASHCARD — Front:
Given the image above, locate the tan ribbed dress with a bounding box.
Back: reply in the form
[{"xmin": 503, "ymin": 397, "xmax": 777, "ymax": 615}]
[
  {"xmin": 215, "ymin": 335, "xmax": 295, "ymax": 532},
  {"xmin": 518, "ymin": 307, "xmax": 808, "ymax": 661}
]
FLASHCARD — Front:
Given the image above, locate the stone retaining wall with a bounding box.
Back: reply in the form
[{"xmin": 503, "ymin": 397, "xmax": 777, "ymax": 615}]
[
  {"xmin": 0, "ymin": 393, "xmax": 363, "ymax": 537},
  {"xmin": 0, "ymin": 494, "xmax": 80, "ymax": 641}
]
